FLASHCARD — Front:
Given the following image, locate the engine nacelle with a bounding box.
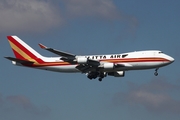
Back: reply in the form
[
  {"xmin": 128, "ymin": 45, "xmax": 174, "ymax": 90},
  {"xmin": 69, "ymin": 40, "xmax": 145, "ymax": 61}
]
[
  {"xmin": 76, "ymin": 57, "xmax": 88, "ymax": 64},
  {"xmin": 103, "ymin": 63, "xmax": 114, "ymax": 69},
  {"xmin": 108, "ymin": 71, "xmax": 125, "ymax": 77}
]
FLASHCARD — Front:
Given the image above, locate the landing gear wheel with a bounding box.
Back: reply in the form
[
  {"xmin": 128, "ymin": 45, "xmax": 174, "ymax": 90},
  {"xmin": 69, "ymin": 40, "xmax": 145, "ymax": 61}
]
[
  {"xmin": 98, "ymin": 78, "xmax": 102, "ymax": 82},
  {"xmin": 154, "ymin": 72, "xmax": 158, "ymax": 76},
  {"xmin": 154, "ymin": 68, "xmax": 159, "ymax": 76},
  {"xmin": 87, "ymin": 76, "xmax": 93, "ymax": 80}
]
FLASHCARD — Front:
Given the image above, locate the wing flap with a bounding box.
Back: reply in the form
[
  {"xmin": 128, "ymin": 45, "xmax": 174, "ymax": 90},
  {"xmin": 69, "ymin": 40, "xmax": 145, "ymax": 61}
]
[
  {"xmin": 76, "ymin": 64, "xmax": 96, "ymax": 73},
  {"xmin": 88, "ymin": 59, "xmax": 100, "ymax": 66},
  {"xmin": 75, "ymin": 59, "xmax": 100, "ymax": 72}
]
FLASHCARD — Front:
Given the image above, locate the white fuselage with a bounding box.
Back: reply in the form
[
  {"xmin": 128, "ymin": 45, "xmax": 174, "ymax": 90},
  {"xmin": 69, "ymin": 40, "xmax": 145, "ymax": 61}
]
[
  {"xmin": 14, "ymin": 50, "xmax": 174, "ymax": 73},
  {"xmin": 6, "ymin": 35, "xmax": 175, "ymax": 80}
]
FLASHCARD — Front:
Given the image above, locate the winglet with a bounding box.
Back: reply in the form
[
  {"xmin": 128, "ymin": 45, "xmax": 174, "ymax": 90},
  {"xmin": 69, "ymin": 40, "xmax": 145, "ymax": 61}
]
[{"xmin": 38, "ymin": 43, "xmax": 47, "ymax": 49}]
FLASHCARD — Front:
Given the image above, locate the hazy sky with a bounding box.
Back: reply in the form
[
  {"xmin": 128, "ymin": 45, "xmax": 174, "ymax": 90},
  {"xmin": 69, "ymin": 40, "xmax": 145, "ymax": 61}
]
[{"xmin": 0, "ymin": 0, "xmax": 180, "ymax": 120}]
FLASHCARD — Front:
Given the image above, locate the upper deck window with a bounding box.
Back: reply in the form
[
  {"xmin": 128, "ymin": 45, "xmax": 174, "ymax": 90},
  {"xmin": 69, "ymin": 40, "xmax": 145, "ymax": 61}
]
[{"xmin": 159, "ymin": 51, "xmax": 163, "ymax": 54}]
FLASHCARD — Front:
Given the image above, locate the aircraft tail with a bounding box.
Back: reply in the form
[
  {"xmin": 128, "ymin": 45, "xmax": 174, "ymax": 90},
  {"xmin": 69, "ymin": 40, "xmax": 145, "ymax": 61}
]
[{"xmin": 6, "ymin": 36, "xmax": 44, "ymax": 63}]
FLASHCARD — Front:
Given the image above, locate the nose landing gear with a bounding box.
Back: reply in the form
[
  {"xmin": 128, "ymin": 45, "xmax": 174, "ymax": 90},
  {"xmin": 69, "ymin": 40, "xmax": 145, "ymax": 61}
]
[{"xmin": 154, "ymin": 68, "xmax": 159, "ymax": 76}]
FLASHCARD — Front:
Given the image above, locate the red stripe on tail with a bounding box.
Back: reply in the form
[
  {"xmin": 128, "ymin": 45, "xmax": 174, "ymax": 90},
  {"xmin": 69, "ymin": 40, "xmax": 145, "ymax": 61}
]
[{"xmin": 7, "ymin": 36, "xmax": 44, "ymax": 63}]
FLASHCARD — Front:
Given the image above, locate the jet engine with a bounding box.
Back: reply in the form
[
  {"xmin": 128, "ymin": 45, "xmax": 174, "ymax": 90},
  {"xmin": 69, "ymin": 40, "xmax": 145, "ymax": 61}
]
[
  {"xmin": 103, "ymin": 63, "xmax": 114, "ymax": 69},
  {"xmin": 76, "ymin": 57, "xmax": 88, "ymax": 64},
  {"xmin": 108, "ymin": 71, "xmax": 125, "ymax": 77}
]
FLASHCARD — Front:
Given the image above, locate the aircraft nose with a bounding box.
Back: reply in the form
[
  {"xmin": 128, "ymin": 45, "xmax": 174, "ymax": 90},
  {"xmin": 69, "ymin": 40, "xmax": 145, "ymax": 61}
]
[{"xmin": 168, "ymin": 56, "xmax": 174, "ymax": 63}]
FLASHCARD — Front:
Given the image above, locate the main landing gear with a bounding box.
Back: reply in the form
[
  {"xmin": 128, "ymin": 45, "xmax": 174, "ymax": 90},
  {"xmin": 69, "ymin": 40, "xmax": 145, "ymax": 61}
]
[
  {"xmin": 87, "ymin": 72, "xmax": 106, "ymax": 82},
  {"xmin": 98, "ymin": 72, "xmax": 106, "ymax": 82},
  {"xmin": 98, "ymin": 78, "xmax": 102, "ymax": 81},
  {"xmin": 154, "ymin": 68, "xmax": 159, "ymax": 76}
]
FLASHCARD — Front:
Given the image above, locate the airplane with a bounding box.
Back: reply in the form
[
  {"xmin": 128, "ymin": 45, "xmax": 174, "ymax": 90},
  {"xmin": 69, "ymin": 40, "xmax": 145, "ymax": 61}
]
[{"xmin": 5, "ymin": 36, "xmax": 174, "ymax": 81}]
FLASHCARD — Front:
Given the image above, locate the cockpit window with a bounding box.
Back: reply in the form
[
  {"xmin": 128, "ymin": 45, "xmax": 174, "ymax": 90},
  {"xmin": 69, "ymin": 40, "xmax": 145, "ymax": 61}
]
[{"xmin": 159, "ymin": 51, "xmax": 163, "ymax": 54}]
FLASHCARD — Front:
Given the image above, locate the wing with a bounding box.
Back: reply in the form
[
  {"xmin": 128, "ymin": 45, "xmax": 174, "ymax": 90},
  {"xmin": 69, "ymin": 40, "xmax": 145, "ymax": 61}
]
[
  {"xmin": 75, "ymin": 59, "xmax": 100, "ymax": 73},
  {"xmin": 76, "ymin": 64, "xmax": 96, "ymax": 73},
  {"xmin": 38, "ymin": 43, "xmax": 132, "ymax": 73},
  {"xmin": 76, "ymin": 62, "xmax": 132, "ymax": 73},
  {"xmin": 39, "ymin": 43, "xmax": 75, "ymax": 59},
  {"xmin": 39, "ymin": 43, "xmax": 100, "ymax": 71}
]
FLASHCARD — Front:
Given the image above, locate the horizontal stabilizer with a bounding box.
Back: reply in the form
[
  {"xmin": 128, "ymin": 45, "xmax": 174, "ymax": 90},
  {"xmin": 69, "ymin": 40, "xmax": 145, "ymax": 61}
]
[
  {"xmin": 38, "ymin": 43, "xmax": 75, "ymax": 58},
  {"xmin": 5, "ymin": 57, "xmax": 34, "ymax": 64}
]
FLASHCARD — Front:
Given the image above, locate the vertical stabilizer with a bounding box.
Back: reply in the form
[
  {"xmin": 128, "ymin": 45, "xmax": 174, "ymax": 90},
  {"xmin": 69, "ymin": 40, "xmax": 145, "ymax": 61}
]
[{"xmin": 7, "ymin": 36, "xmax": 44, "ymax": 63}]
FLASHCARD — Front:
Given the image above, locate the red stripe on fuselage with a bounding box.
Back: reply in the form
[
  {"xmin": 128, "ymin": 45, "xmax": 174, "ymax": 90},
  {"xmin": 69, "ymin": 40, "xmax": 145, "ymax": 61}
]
[
  {"xmin": 24, "ymin": 57, "xmax": 169, "ymax": 67},
  {"xmin": 8, "ymin": 36, "xmax": 44, "ymax": 63},
  {"xmin": 100, "ymin": 58, "xmax": 170, "ymax": 63}
]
